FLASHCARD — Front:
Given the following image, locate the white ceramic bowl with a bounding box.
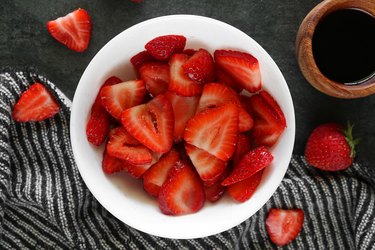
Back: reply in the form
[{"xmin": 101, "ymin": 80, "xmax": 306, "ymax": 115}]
[{"xmin": 70, "ymin": 15, "xmax": 295, "ymax": 239}]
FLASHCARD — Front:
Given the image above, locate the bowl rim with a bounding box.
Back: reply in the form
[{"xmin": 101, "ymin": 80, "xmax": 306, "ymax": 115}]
[{"xmin": 70, "ymin": 14, "xmax": 295, "ymax": 239}]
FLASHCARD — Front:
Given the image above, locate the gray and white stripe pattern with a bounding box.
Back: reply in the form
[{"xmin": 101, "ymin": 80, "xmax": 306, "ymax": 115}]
[{"xmin": 1, "ymin": 70, "xmax": 375, "ymax": 249}]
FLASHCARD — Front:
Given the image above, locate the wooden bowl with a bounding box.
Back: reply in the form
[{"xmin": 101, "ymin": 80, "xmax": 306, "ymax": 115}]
[{"xmin": 296, "ymin": 0, "xmax": 375, "ymax": 98}]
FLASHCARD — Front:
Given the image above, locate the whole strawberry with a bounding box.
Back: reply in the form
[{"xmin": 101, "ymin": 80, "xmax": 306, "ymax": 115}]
[{"xmin": 305, "ymin": 122, "xmax": 359, "ymax": 171}]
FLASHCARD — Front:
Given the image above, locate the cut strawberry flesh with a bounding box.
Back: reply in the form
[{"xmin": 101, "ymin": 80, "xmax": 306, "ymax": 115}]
[
  {"xmin": 122, "ymin": 152, "xmax": 162, "ymax": 179},
  {"xmin": 102, "ymin": 150, "xmax": 124, "ymax": 174},
  {"xmin": 131, "ymin": 50, "xmax": 156, "ymax": 73},
  {"xmin": 227, "ymin": 170, "xmax": 263, "ymax": 202},
  {"xmin": 139, "ymin": 62, "xmax": 170, "ymax": 97},
  {"xmin": 215, "ymin": 67, "xmax": 243, "ymax": 92}
]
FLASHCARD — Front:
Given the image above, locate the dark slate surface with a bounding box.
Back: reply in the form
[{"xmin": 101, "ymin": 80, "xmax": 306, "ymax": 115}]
[{"xmin": 1, "ymin": 0, "xmax": 374, "ymax": 166}]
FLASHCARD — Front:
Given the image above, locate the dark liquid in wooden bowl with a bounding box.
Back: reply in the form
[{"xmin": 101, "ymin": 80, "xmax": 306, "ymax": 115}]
[{"xmin": 312, "ymin": 9, "xmax": 375, "ymax": 84}]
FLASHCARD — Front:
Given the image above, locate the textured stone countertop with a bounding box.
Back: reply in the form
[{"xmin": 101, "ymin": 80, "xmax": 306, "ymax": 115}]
[{"xmin": 1, "ymin": 0, "xmax": 374, "ymax": 166}]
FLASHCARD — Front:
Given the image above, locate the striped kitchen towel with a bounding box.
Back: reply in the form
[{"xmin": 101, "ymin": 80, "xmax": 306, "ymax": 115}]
[{"xmin": 1, "ymin": 69, "xmax": 375, "ymax": 250}]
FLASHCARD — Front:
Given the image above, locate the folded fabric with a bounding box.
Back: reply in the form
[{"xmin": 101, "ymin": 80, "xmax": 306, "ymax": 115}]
[{"xmin": 0, "ymin": 69, "xmax": 375, "ymax": 250}]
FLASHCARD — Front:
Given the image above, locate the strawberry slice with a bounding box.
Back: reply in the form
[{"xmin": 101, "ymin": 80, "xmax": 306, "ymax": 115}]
[
  {"xmin": 139, "ymin": 63, "xmax": 169, "ymax": 97},
  {"xmin": 143, "ymin": 149, "xmax": 180, "ymax": 196},
  {"xmin": 185, "ymin": 144, "xmax": 227, "ymax": 185},
  {"xmin": 169, "ymin": 54, "xmax": 203, "ymax": 97},
  {"xmin": 86, "ymin": 76, "xmax": 122, "ymax": 146},
  {"xmin": 158, "ymin": 161, "xmax": 205, "ymax": 215},
  {"xmin": 182, "ymin": 49, "xmax": 215, "ymax": 84},
  {"xmin": 215, "ymin": 67, "xmax": 243, "ymax": 92},
  {"xmin": 106, "ymin": 127, "xmax": 153, "ymax": 165},
  {"xmin": 145, "ymin": 35, "xmax": 186, "ymax": 61},
  {"xmin": 130, "ymin": 50, "xmax": 156, "ymax": 73},
  {"xmin": 47, "ymin": 8, "xmax": 91, "ymax": 52},
  {"xmin": 204, "ymin": 181, "xmax": 226, "ymax": 203},
  {"xmin": 122, "ymin": 152, "xmax": 162, "ymax": 179},
  {"xmin": 232, "ymin": 133, "xmax": 252, "ymax": 166},
  {"xmin": 165, "ymin": 91, "xmax": 199, "ymax": 142},
  {"xmin": 214, "ymin": 50, "xmax": 262, "ymax": 93},
  {"xmin": 249, "ymin": 91, "xmax": 286, "ymax": 146},
  {"xmin": 184, "ymin": 103, "xmax": 239, "ymax": 161},
  {"xmin": 227, "ymin": 170, "xmax": 263, "ymax": 202},
  {"xmin": 12, "ymin": 83, "xmax": 60, "ymax": 122},
  {"xmin": 100, "ymin": 80, "xmax": 146, "ymax": 120},
  {"xmin": 266, "ymin": 208, "xmax": 304, "ymax": 246},
  {"xmin": 222, "ymin": 146, "xmax": 273, "ymax": 186},
  {"xmin": 183, "ymin": 49, "xmax": 197, "ymax": 56},
  {"xmin": 121, "ymin": 94, "xmax": 174, "ymax": 153},
  {"xmin": 102, "ymin": 150, "xmax": 124, "ymax": 174},
  {"xmin": 238, "ymin": 108, "xmax": 254, "ymax": 132}
]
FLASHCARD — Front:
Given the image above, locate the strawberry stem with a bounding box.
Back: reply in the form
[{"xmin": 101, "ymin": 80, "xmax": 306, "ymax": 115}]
[{"xmin": 343, "ymin": 121, "xmax": 360, "ymax": 158}]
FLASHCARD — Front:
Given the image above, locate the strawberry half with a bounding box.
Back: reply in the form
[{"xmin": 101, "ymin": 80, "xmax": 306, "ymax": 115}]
[
  {"xmin": 122, "ymin": 152, "xmax": 162, "ymax": 179},
  {"xmin": 266, "ymin": 208, "xmax": 304, "ymax": 246},
  {"xmin": 139, "ymin": 63, "xmax": 169, "ymax": 97},
  {"xmin": 47, "ymin": 8, "xmax": 91, "ymax": 52},
  {"xmin": 102, "ymin": 150, "xmax": 124, "ymax": 174},
  {"xmin": 185, "ymin": 144, "xmax": 227, "ymax": 185},
  {"xmin": 86, "ymin": 76, "xmax": 122, "ymax": 146},
  {"xmin": 145, "ymin": 35, "xmax": 186, "ymax": 61},
  {"xmin": 158, "ymin": 161, "xmax": 205, "ymax": 215},
  {"xmin": 204, "ymin": 180, "xmax": 226, "ymax": 203},
  {"xmin": 130, "ymin": 50, "xmax": 156, "ymax": 73},
  {"xmin": 165, "ymin": 91, "xmax": 199, "ymax": 142},
  {"xmin": 184, "ymin": 103, "xmax": 239, "ymax": 161},
  {"xmin": 100, "ymin": 80, "xmax": 146, "ymax": 120},
  {"xmin": 222, "ymin": 146, "xmax": 273, "ymax": 186},
  {"xmin": 183, "ymin": 49, "xmax": 197, "ymax": 56},
  {"xmin": 214, "ymin": 50, "xmax": 262, "ymax": 93},
  {"xmin": 182, "ymin": 49, "xmax": 215, "ymax": 84},
  {"xmin": 238, "ymin": 107, "xmax": 254, "ymax": 132},
  {"xmin": 121, "ymin": 94, "xmax": 174, "ymax": 153},
  {"xmin": 227, "ymin": 170, "xmax": 263, "ymax": 202},
  {"xmin": 143, "ymin": 149, "xmax": 180, "ymax": 196},
  {"xmin": 215, "ymin": 67, "xmax": 243, "ymax": 92},
  {"xmin": 232, "ymin": 133, "xmax": 252, "ymax": 166},
  {"xmin": 12, "ymin": 83, "xmax": 60, "ymax": 122},
  {"xmin": 169, "ymin": 53, "xmax": 203, "ymax": 97},
  {"xmin": 249, "ymin": 91, "xmax": 286, "ymax": 147},
  {"xmin": 106, "ymin": 127, "xmax": 153, "ymax": 165}
]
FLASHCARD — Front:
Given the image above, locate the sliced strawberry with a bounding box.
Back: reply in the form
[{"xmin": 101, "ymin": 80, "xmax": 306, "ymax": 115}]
[
  {"xmin": 158, "ymin": 161, "xmax": 205, "ymax": 215},
  {"xmin": 184, "ymin": 103, "xmax": 238, "ymax": 161},
  {"xmin": 185, "ymin": 143, "xmax": 227, "ymax": 185},
  {"xmin": 259, "ymin": 91, "xmax": 286, "ymax": 127},
  {"xmin": 215, "ymin": 67, "xmax": 243, "ymax": 92},
  {"xmin": 222, "ymin": 146, "xmax": 273, "ymax": 186},
  {"xmin": 165, "ymin": 91, "xmax": 199, "ymax": 142},
  {"xmin": 249, "ymin": 91, "xmax": 286, "ymax": 146},
  {"xmin": 239, "ymin": 94, "xmax": 253, "ymax": 115},
  {"xmin": 47, "ymin": 8, "xmax": 91, "ymax": 52},
  {"xmin": 102, "ymin": 150, "xmax": 124, "ymax": 174},
  {"xmin": 122, "ymin": 152, "xmax": 162, "ymax": 179},
  {"xmin": 169, "ymin": 53, "xmax": 203, "ymax": 97},
  {"xmin": 214, "ymin": 50, "xmax": 262, "ymax": 93},
  {"xmin": 183, "ymin": 49, "xmax": 197, "ymax": 56},
  {"xmin": 266, "ymin": 208, "xmax": 304, "ymax": 246},
  {"xmin": 232, "ymin": 133, "xmax": 252, "ymax": 166},
  {"xmin": 139, "ymin": 63, "xmax": 169, "ymax": 97},
  {"xmin": 227, "ymin": 170, "xmax": 263, "ymax": 202},
  {"xmin": 143, "ymin": 149, "xmax": 180, "ymax": 196},
  {"xmin": 100, "ymin": 80, "xmax": 146, "ymax": 120},
  {"xmin": 204, "ymin": 181, "xmax": 226, "ymax": 203},
  {"xmin": 130, "ymin": 50, "xmax": 156, "ymax": 73},
  {"xmin": 238, "ymin": 107, "xmax": 254, "ymax": 132},
  {"xmin": 86, "ymin": 76, "xmax": 123, "ymax": 146},
  {"xmin": 12, "ymin": 83, "xmax": 60, "ymax": 122},
  {"xmin": 106, "ymin": 127, "xmax": 153, "ymax": 165},
  {"xmin": 145, "ymin": 35, "xmax": 186, "ymax": 61},
  {"xmin": 121, "ymin": 94, "xmax": 174, "ymax": 153},
  {"xmin": 182, "ymin": 49, "xmax": 215, "ymax": 84}
]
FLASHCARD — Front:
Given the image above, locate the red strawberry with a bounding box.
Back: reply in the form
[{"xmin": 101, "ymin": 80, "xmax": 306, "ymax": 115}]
[
  {"xmin": 121, "ymin": 94, "xmax": 174, "ymax": 153},
  {"xmin": 305, "ymin": 123, "xmax": 358, "ymax": 171},
  {"xmin": 122, "ymin": 152, "xmax": 162, "ymax": 179},
  {"xmin": 215, "ymin": 67, "xmax": 243, "ymax": 92},
  {"xmin": 232, "ymin": 133, "xmax": 252, "ymax": 166},
  {"xmin": 182, "ymin": 49, "xmax": 215, "ymax": 84},
  {"xmin": 222, "ymin": 146, "xmax": 273, "ymax": 186},
  {"xmin": 102, "ymin": 150, "xmax": 124, "ymax": 174},
  {"xmin": 106, "ymin": 127, "xmax": 153, "ymax": 165},
  {"xmin": 249, "ymin": 91, "xmax": 286, "ymax": 147},
  {"xmin": 214, "ymin": 50, "xmax": 262, "ymax": 93},
  {"xmin": 183, "ymin": 49, "xmax": 197, "ymax": 56},
  {"xmin": 47, "ymin": 8, "xmax": 91, "ymax": 52},
  {"xmin": 169, "ymin": 54, "xmax": 203, "ymax": 96},
  {"xmin": 143, "ymin": 149, "xmax": 180, "ymax": 196},
  {"xmin": 86, "ymin": 76, "xmax": 122, "ymax": 146},
  {"xmin": 184, "ymin": 103, "xmax": 239, "ymax": 161},
  {"xmin": 227, "ymin": 170, "xmax": 263, "ymax": 202},
  {"xmin": 158, "ymin": 161, "xmax": 205, "ymax": 215},
  {"xmin": 139, "ymin": 63, "xmax": 169, "ymax": 97},
  {"xmin": 100, "ymin": 80, "xmax": 146, "ymax": 120},
  {"xmin": 165, "ymin": 91, "xmax": 199, "ymax": 142},
  {"xmin": 238, "ymin": 107, "xmax": 254, "ymax": 132},
  {"xmin": 266, "ymin": 208, "xmax": 304, "ymax": 246},
  {"xmin": 185, "ymin": 144, "xmax": 227, "ymax": 185},
  {"xmin": 145, "ymin": 35, "xmax": 186, "ymax": 61},
  {"xmin": 204, "ymin": 181, "xmax": 226, "ymax": 203},
  {"xmin": 12, "ymin": 83, "xmax": 60, "ymax": 122},
  {"xmin": 130, "ymin": 51, "xmax": 156, "ymax": 73}
]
